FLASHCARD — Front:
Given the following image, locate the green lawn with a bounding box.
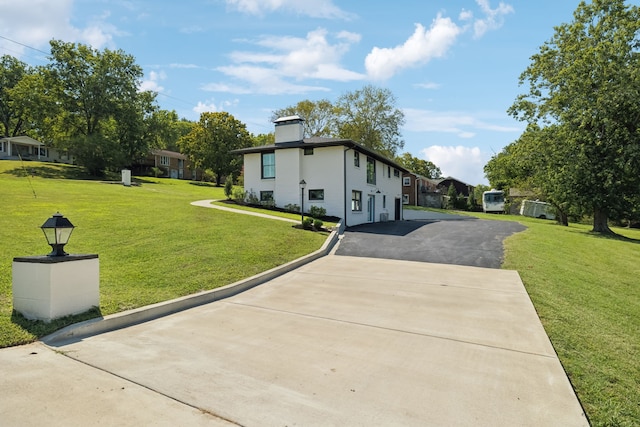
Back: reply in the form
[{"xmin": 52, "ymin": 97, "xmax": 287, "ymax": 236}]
[{"xmin": 0, "ymin": 160, "xmax": 328, "ymax": 347}]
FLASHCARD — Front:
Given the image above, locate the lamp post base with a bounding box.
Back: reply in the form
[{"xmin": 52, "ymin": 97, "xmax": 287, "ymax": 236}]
[{"xmin": 12, "ymin": 254, "xmax": 99, "ymax": 322}]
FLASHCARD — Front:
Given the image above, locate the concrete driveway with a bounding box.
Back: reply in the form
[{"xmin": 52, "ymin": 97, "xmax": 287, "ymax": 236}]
[
  {"xmin": 1, "ymin": 254, "xmax": 587, "ymax": 426},
  {"xmin": 337, "ymin": 213, "xmax": 526, "ymax": 268}
]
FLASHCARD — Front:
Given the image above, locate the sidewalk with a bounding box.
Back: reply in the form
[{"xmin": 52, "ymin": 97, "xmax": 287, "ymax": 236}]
[
  {"xmin": 190, "ymin": 199, "xmax": 299, "ymax": 223},
  {"xmin": 1, "ymin": 255, "xmax": 587, "ymax": 426}
]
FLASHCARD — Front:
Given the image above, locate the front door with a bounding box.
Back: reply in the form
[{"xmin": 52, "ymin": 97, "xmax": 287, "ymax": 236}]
[
  {"xmin": 367, "ymin": 195, "xmax": 375, "ymax": 222},
  {"xmin": 395, "ymin": 198, "xmax": 401, "ymax": 220}
]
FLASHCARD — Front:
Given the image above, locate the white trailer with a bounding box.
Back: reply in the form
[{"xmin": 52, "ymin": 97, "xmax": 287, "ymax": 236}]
[{"xmin": 520, "ymin": 199, "xmax": 556, "ymax": 220}]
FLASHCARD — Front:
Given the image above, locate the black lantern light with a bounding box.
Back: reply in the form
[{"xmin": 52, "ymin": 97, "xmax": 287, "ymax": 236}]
[
  {"xmin": 41, "ymin": 213, "xmax": 75, "ymax": 257},
  {"xmin": 299, "ymin": 179, "xmax": 306, "ymax": 224}
]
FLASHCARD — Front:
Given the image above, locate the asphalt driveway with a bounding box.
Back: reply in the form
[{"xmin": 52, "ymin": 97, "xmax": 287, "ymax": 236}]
[{"xmin": 336, "ymin": 215, "xmax": 526, "ymax": 268}]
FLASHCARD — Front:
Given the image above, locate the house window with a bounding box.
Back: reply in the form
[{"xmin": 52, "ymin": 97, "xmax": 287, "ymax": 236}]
[
  {"xmin": 160, "ymin": 156, "xmax": 170, "ymax": 166},
  {"xmin": 352, "ymin": 190, "xmax": 362, "ymax": 211},
  {"xmin": 39, "ymin": 147, "xmax": 48, "ymax": 157},
  {"xmin": 304, "ymin": 147, "xmax": 314, "ymax": 155},
  {"xmin": 261, "ymin": 152, "xmax": 275, "ymax": 179},
  {"xmin": 394, "ymin": 169, "xmax": 400, "ymax": 177},
  {"xmin": 366, "ymin": 157, "xmax": 376, "ymax": 185},
  {"xmin": 309, "ymin": 189, "xmax": 324, "ymax": 201},
  {"xmin": 403, "ymin": 176, "xmax": 411, "ymax": 186},
  {"xmin": 260, "ymin": 191, "xmax": 274, "ymax": 202},
  {"xmin": 387, "ymin": 166, "xmax": 391, "ymax": 178},
  {"xmin": 403, "ymin": 194, "xmax": 409, "ymax": 204},
  {"xmin": 354, "ymin": 151, "xmax": 360, "ymax": 167}
]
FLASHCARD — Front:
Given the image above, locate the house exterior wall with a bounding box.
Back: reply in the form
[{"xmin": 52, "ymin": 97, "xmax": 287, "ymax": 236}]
[{"xmin": 242, "ymin": 145, "xmax": 403, "ymax": 226}]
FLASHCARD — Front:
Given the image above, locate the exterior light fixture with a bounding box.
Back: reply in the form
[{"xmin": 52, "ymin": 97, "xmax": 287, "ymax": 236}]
[
  {"xmin": 299, "ymin": 179, "xmax": 307, "ymax": 224},
  {"xmin": 41, "ymin": 212, "xmax": 75, "ymax": 257}
]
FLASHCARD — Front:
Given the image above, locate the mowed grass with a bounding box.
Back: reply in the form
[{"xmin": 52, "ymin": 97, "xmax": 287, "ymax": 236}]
[{"xmin": 0, "ymin": 160, "xmax": 328, "ymax": 347}]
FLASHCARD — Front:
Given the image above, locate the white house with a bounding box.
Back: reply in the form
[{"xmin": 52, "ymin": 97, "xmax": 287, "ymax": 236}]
[
  {"xmin": 0, "ymin": 135, "xmax": 74, "ymax": 163},
  {"xmin": 233, "ymin": 116, "xmax": 408, "ymax": 227}
]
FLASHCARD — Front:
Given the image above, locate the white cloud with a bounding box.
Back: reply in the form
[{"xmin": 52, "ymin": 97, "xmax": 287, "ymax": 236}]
[
  {"xmin": 206, "ymin": 28, "xmax": 363, "ymax": 95},
  {"xmin": 193, "ymin": 101, "xmax": 218, "ymax": 114},
  {"xmin": 225, "ymin": 0, "xmax": 355, "ymax": 20},
  {"xmin": 422, "ymin": 145, "xmax": 487, "ymax": 185},
  {"xmin": 139, "ymin": 70, "xmax": 166, "ymax": 92},
  {"xmin": 365, "ymin": 16, "xmax": 461, "ymax": 81},
  {"xmin": 404, "ymin": 108, "xmax": 520, "ymax": 138},
  {"xmin": 415, "ymin": 82, "xmax": 441, "ymax": 90},
  {"xmin": 0, "ymin": 0, "xmax": 120, "ymax": 58},
  {"xmin": 473, "ymin": 0, "xmax": 514, "ymax": 39}
]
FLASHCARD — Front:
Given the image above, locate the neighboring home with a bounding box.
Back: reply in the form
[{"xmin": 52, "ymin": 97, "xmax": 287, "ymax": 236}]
[
  {"xmin": 437, "ymin": 176, "xmax": 474, "ymax": 197},
  {"xmin": 232, "ymin": 116, "xmax": 409, "ymax": 227},
  {"xmin": 134, "ymin": 149, "xmax": 201, "ymax": 180},
  {"xmin": 0, "ymin": 135, "xmax": 74, "ymax": 164},
  {"xmin": 401, "ymin": 172, "xmax": 443, "ymax": 208}
]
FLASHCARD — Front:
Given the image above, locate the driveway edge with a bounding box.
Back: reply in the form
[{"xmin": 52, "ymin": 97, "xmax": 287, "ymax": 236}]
[{"xmin": 43, "ymin": 224, "xmax": 342, "ymax": 346}]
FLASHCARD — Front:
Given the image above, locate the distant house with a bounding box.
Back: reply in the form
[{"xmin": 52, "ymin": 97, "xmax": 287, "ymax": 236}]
[
  {"xmin": 437, "ymin": 176, "xmax": 474, "ymax": 197},
  {"xmin": 232, "ymin": 116, "xmax": 408, "ymax": 227},
  {"xmin": 401, "ymin": 172, "xmax": 443, "ymax": 208},
  {"xmin": 0, "ymin": 136, "xmax": 74, "ymax": 164},
  {"xmin": 135, "ymin": 149, "xmax": 201, "ymax": 180}
]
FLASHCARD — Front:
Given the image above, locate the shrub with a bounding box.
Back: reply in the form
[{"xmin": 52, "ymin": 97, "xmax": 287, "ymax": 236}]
[
  {"xmin": 284, "ymin": 204, "xmax": 300, "ymax": 213},
  {"xmin": 309, "ymin": 205, "xmax": 326, "ymax": 218},
  {"xmin": 313, "ymin": 219, "xmax": 324, "ymax": 230},
  {"xmin": 232, "ymin": 188, "xmax": 246, "ymax": 203},
  {"xmin": 246, "ymin": 191, "xmax": 259, "ymax": 205},
  {"xmin": 224, "ymin": 175, "xmax": 234, "ymax": 199},
  {"xmin": 302, "ymin": 217, "xmax": 313, "ymax": 229}
]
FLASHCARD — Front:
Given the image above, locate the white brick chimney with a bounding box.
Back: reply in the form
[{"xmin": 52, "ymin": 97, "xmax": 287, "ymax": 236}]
[{"xmin": 274, "ymin": 115, "xmax": 305, "ymax": 144}]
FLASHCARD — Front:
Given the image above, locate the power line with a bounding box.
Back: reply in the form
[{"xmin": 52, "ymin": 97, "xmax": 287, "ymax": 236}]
[{"xmin": 0, "ymin": 35, "xmax": 50, "ymax": 55}]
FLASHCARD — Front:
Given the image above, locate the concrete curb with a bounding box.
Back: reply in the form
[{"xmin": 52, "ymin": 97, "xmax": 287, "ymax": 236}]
[{"xmin": 43, "ymin": 221, "xmax": 343, "ymax": 347}]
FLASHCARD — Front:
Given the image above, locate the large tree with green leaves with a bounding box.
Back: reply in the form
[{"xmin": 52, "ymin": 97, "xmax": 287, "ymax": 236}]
[
  {"xmin": 335, "ymin": 85, "xmax": 405, "ymax": 158},
  {"xmin": 45, "ymin": 40, "xmax": 157, "ymax": 175},
  {"xmin": 271, "ymin": 99, "xmax": 336, "ymax": 137},
  {"xmin": 508, "ymin": 0, "xmax": 640, "ymax": 233},
  {"xmin": 0, "ymin": 55, "xmax": 32, "ymax": 137},
  {"xmin": 178, "ymin": 111, "xmax": 251, "ymax": 185},
  {"xmin": 395, "ymin": 152, "xmax": 441, "ymax": 178}
]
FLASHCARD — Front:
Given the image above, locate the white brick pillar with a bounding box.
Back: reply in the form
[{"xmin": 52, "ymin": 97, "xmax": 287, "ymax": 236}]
[{"xmin": 12, "ymin": 254, "xmax": 99, "ymax": 322}]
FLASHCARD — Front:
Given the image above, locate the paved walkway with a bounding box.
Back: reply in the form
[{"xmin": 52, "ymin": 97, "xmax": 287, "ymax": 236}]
[
  {"xmin": 190, "ymin": 199, "xmax": 299, "ymax": 223},
  {"xmin": 0, "ymin": 204, "xmax": 588, "ymax": 426}
]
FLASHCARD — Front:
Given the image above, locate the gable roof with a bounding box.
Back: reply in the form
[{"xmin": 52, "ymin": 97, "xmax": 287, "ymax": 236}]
[
  {"xmin": 232, "ymin": 137, "xmax": 409, "ymax": 173},
  {"xmin": 0, "ymin": 135, "xmax": 43, "ymax": 146},
  {"xmin": 150, "ymin": 149, "xmax": 188, "ymax": 160}
]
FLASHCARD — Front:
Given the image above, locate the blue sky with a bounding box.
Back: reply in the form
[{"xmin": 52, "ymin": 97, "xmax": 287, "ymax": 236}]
[{"xmin": 0, "ymin": 0, "xmax": 627, "ymax": 184}]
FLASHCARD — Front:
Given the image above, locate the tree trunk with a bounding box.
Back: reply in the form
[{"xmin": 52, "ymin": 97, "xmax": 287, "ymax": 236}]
[
  {"xmin": 592, "ymin": 208, "xmax": 612, "ymax": 233},
  {"xmin": 557, "ymin": 210, "xmax": 569, "ymax": 226}
]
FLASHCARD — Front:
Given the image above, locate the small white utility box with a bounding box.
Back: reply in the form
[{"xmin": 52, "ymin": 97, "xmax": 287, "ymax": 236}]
[
  {"xmin": 12, "ymin": 254, "xmax": 99, "ymax": 322},
  {"xmin": 122, "ymin": 169, "xmax": 131, "ymax": 186}
]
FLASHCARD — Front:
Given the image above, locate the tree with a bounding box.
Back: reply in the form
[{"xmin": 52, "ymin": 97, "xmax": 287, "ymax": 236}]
[
  {"xmin": 446, "ymin": 183, "xmax": 458, "ymax": 210},
  {"xmin": 271, "ymin": 99, "xmax": 336, "ymax": 137},
  {"xmin": 179, "ymin": 112, "xmax": 251, "ymax": 185},
  {"xmin": 45, "ymin": 40, "xmax": 156, "ymax": 175},
  {"xmin": 0, "ymin": 55, "xmax": 31, "ymax": 137},
  {"xmin": 508, "ymin": 0, "xmax": 640, "ymax": 233},
  {"xmin": 335, "ymin": 85, "xmax": 405, "ymax": 158},
  {"xmin": 395, "ymin": 152, "xmax": 441, "ymax": 178},
  {"xmin": 251, "ymin": 132, "xmax": 274, "ymax": 146}
]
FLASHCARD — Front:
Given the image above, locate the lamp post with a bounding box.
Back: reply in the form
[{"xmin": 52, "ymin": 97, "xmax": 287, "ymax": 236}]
[
  {"xmin": 299, "ymin": 179, "xmax": 306, "ymax": 224},
  {"xmin": 41, "ymin": 212, "xmax": 75, "ymax": 257}
]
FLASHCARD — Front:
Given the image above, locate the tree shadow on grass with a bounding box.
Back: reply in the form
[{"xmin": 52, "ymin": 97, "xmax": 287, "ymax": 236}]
[
  {"xmin": 11, "ymin": 307, "xmax": 103, "ymax": 340},
  {"xmin": 189, "ymin": 181, "xmax": 218, "ymax": 187},
  {"xmin": 585, "ymin": 231, "xmax": 640, "ymax": 245},
  {"xmin": 3, "ymin": 164, "xmax": 92, "ymax": 180}
]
